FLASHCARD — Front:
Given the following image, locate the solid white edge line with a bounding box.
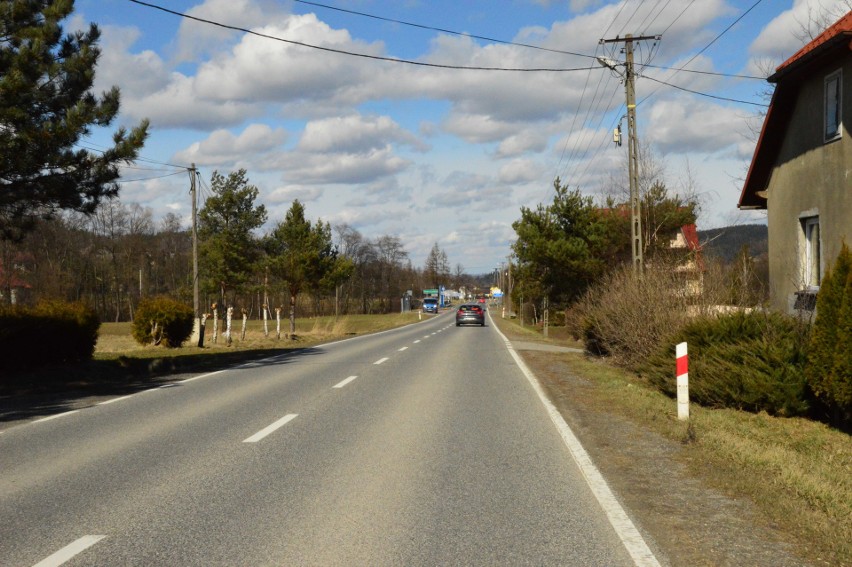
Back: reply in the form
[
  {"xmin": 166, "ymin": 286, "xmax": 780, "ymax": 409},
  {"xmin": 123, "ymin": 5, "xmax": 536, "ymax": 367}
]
[
  {"xmin": 373, "ymin": 357, "xmax": 389, "ymax": 365},
  {"xmin": 333, "ymin": 375, "xmax": 358, "ymax": 389},
  {"xmin": 32, "ymin": 535, "xmax": 105, "ymax": 567},
  {"xmin": 243, "ymin": 413, "xmax": 298, "ymax": 443},
  {"xmin": 492, "ymin": 322, "xmax": 662, "ymax": 567},
  {"xmin": 180, "ymin": 369, "xmax": 226, "ymax": 383},
  {"xmin": 97, "ymin": 395, "xmax": 134, "ymax": 406},
  {"xmin": 33, "ymin": 410, "xmax": 79, "ymax": 424}
]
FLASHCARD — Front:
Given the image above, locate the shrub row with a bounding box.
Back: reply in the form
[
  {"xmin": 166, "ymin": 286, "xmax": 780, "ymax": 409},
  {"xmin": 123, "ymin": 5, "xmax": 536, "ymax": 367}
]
[
  {"xmin": 638, "ymin": 312, "xmax": 811, "ymax": 417},
  {"xmin": 575, "ymin": 249, "xmax": 851, "ymax": 428},
  {"xmin": 0, "ymin": 301, "xmax": 100, "ymax": 371}
]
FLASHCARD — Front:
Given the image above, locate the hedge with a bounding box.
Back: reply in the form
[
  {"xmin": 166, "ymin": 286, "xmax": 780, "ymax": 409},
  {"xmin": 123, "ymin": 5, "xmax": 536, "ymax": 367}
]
[{"xmin": 0, "ymin": 301, "xmax": 100, "ymax": 372}]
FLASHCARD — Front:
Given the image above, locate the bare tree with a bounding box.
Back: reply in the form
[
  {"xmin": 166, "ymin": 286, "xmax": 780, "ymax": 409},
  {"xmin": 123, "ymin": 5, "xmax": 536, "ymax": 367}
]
[{"xmin": 793, "ymin": 1, "xmax": 852, "ymax": 43}]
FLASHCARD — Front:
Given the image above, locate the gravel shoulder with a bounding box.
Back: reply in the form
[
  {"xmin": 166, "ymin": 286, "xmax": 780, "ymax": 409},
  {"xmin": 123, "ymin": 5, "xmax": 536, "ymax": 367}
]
[{"xmin": 496, "ymin": 320, "xmax": 812, "ymax": 567}]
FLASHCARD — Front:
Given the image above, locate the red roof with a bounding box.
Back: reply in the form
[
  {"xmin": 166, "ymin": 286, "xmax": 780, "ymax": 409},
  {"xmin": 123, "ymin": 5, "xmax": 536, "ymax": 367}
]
[
  {"xmin": 681, "ymin": 224, "xmax": 700, "ymax": 252},
  {"xmin": 774, "ymin": 11, "xmax": 852, "ymax": 77}
]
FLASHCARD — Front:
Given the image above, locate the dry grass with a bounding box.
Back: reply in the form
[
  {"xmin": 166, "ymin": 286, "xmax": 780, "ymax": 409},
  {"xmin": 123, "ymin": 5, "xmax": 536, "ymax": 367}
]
[
  {"xmin": 95, "ymin": 312, "xmax": 421, "ymax": 358},
  {"xmin": 492, "ymin": 314, "xmax": 852, "ymax": 566}
]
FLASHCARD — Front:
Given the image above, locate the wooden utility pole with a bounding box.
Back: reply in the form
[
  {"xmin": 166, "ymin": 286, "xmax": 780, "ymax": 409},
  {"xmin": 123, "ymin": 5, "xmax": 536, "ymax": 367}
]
[{"xmin": 599, "ymin": 34, "xmax": 660, "ymax": 274}]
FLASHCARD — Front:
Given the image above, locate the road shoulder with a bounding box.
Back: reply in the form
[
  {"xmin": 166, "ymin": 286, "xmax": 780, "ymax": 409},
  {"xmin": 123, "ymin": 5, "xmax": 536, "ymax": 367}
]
[{"xmin": 494, "ymin": 316, "xmax": 811, "ymax": 567}]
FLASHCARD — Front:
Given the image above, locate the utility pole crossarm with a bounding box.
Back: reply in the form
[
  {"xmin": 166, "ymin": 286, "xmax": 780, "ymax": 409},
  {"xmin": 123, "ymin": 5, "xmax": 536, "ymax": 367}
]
[{"xmin": 598, "ymin": 34, "xmax": 661, "ymax": 45}]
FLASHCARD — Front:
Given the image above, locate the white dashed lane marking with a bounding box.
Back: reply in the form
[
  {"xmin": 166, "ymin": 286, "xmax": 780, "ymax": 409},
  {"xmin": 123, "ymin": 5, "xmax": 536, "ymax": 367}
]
[
  {"xmin": 33, "ymin": 535, "xmax": 105, "ymax": 567},
  {"xmin": 243, "ymin": 414, "xmax": 298, "ymax": 443},
  {"xmin": 333, "ymin": 376, "xmax": 358, "ymax": 389}
]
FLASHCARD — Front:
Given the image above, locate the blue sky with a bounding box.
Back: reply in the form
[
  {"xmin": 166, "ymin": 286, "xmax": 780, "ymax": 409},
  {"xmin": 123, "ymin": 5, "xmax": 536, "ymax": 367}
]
[{"xmin": 71, "ymin": 0, "xmax": 848, "ymax": 274}]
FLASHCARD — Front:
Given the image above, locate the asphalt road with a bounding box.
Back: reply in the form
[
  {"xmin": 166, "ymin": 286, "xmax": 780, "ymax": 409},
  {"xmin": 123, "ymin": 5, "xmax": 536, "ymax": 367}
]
[{"xmin": 1, "ymin": 312, "xmax": 659, "ymax": 566}]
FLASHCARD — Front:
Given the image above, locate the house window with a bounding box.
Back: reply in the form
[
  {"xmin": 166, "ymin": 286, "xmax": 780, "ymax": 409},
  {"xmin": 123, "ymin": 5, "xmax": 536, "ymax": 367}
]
[
  {"xmin": 825, "ymin": 70, "xmax": 842, "ymax": 141},
  {"xmin": 802, "ymin": 216, "xmax": 821, "ymax": 289}
]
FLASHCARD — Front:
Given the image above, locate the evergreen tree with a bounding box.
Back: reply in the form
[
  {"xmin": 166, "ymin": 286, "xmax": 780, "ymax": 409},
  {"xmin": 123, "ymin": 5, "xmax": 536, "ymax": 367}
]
[
  {"xmin": 0, "ymin": 0, "xmax": 149, "ymax": 241},
  {"xmin": 198, "ymin": 170, "xmax": 267, "ymax": 305},
  {"xmin": 807, "ymin": 242, "xmax": 852, "ymax": 426},
  {"xmin": 512, "ymin": 178, "xmax": 620, "ymax": 307},
  {"xmin": 423, "ymin": 242, "xmax": 442, "ymax": 288},
  {"xmin": 266, "ymin": 200, "xmax": 338, "ymax": 335}
]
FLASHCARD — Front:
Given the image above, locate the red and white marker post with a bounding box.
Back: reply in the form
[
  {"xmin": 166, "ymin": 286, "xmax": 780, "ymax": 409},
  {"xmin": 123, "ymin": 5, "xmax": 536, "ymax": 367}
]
[{"xmin": 676, "ymin": 342, "xmax": 689, "ymax": 421}]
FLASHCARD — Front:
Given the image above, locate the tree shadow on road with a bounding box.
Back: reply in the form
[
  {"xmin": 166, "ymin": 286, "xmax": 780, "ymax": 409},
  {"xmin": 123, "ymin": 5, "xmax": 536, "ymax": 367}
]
[{"xmin": 0, "ymin": 347, "xmax": 324, "ymax": 424}]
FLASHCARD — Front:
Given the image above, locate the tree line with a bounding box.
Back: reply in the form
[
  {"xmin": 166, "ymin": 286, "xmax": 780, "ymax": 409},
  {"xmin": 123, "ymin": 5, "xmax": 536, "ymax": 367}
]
[{"xmin": 0, "ymin": 168, "xmax": 483, "ymax": 329}]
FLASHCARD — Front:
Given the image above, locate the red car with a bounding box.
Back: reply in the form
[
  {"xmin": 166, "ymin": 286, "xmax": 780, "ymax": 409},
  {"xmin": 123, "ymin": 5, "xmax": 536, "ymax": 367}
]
[{"xmin": 456, "ymin": 304, "xmax": 485, "ymax": 327}]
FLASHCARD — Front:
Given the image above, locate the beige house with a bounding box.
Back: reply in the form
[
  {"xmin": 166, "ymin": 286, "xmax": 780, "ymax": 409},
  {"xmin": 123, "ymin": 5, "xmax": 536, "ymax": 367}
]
[
  {"xmin": 739, "ymin": 11, "xmax": 852, "ymax": 313},
  {"xmin": 668, "ymin": 223, "xmax": 704, "ymax": 297}
]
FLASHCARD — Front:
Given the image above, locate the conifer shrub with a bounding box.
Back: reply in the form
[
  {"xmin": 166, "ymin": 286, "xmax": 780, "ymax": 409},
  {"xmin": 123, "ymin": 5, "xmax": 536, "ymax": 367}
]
[
  {"xmin": 132, "ymin": 297, "xmax": 194, "ymax": 348},
  {"xmin": 640, "ymin": 311, "xmax": 811, "ymax": 416},
  {"xmin": 0, "ymin": 300, "xmax": 100, "ymax": 371},
  {"xmin": 806, "ymin": 243, "xmax": 852, "ymax": 427}
]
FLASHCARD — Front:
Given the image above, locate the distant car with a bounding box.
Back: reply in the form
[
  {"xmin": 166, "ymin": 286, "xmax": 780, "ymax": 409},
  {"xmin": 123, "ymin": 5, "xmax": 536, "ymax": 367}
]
[
  {"xmin": 456, "ymin": 303, "xmax": 485, "ymax": 326},
  {"xmin": 422, "ymin": 298, "xmax": 439, "ymax": 313}
]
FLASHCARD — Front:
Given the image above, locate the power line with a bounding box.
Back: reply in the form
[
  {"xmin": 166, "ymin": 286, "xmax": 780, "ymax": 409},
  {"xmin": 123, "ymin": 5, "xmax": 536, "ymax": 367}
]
[
  {"xmin": 640, "ymin": 74, "xmax": 769, "ymax": 107},
  {"xmin": 130, "ymin": 0, "xmax": 764, "ymax": 80},
  {"xmin": 294, "ymin": 0, "xmax": 596, "ymax": 60},
  {"xmin": 639, "ymin": 0, "xmax": 768, "ymax": 105},
  {"xmin": 77, "ymin": 141, "xmax": 189, "ymax": 170},
  {"xmin": 128, "ymin": 0, "xmax": 595, "ymax": 73},
  {"xmin": 118, "ymin": 171, "xmax": 187, "ymax": 183}
]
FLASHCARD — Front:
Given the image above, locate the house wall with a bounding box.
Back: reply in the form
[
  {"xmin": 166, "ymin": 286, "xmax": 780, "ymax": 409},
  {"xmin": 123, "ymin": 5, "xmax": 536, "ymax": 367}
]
[{"xmin": 766, "ymin": 57, "xmax": 852, "ymax": 313}]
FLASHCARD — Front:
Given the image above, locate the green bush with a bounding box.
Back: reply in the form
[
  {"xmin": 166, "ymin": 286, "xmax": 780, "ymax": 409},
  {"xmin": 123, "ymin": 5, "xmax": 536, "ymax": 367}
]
[
  {"xmin": 132, "ymin": 297, "xmax": 194, "ymax": 348},
  {"xmin": 806, "ymin": 242, "xmax": 852, "ymax": 427},
  {"xmin": 639, "ymin": 311, "xmax": 811, "ymax": 416},
  {"xmin": 0, "ymin": 300, "xmax": 100, "ymax": 371}
]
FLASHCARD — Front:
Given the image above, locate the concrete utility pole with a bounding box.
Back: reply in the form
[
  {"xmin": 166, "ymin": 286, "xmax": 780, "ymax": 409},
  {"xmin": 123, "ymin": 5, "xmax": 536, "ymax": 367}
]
[
  {"xmin": 189, "ymin": 163, "xmax": 203, "ymax": 347},
  {"xmin": 599, "ymin": 33, "xmax": 660, "ymax": 274}
]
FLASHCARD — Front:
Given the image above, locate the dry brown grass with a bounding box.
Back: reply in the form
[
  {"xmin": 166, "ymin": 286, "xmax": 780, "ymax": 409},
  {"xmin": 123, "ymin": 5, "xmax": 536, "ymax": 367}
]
[{"xmin": 95, "ymin": 312, "xmax": 421, "ymax": 358}]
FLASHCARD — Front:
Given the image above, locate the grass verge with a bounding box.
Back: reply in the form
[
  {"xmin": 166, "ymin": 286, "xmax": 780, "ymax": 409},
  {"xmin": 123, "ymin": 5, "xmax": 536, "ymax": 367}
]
[
  {"xmin": 3, "ymin": 312, "xmax": 423, "ymax": 397},
  {"xmin": 491, "ymin": 315, "xmax": 852, "ymax": 567}
]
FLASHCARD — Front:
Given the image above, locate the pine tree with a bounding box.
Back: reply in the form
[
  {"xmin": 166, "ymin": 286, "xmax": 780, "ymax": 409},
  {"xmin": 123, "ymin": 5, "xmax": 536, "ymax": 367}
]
[
  {"xmin": 198, "ymin": 170, "xmax": 267, "ymax": 304},
  {"xmin": 0, "ymin": 0, "xmax": 149, "ymax": 241},
  {"xmin": 266, "ymin": 201, "xmax": 337, "ymax": 335}
]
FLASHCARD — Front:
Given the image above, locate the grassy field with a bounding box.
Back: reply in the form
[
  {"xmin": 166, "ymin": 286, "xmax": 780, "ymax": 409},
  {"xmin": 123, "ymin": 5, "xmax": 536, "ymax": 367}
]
[
  {"xmin": 95, "ymin": 312, "xmax": 423, "ymax": 356},
  {"xmin": 492, "ymin": 316, "xmax": 852, "ymax": 567}
]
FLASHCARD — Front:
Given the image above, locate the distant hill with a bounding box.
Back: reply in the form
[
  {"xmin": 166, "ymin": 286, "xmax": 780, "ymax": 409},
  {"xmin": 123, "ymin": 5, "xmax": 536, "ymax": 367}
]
[{"xmin": 698, "ymin": 224, "xmax": 768, "ymax": 263}]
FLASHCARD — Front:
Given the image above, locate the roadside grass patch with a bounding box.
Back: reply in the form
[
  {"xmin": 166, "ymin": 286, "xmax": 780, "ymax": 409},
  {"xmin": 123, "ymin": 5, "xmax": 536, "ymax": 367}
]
[{"xmin": 493, "ymin": 315, "xmax": 852, "ymax": 566}]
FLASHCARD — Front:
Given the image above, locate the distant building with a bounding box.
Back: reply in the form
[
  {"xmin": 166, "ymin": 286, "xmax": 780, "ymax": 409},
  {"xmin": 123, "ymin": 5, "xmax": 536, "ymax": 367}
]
[
  {"xmin": 739, "ymin": 10, "xmax": 852, "ymax": 313},
  {"xmin": 0, "ymin": 254, "xmax": 32, "ymax": 305},
  {"xmin": 668, "ymin": 224, "xmax": 704, "ymax": 297}
]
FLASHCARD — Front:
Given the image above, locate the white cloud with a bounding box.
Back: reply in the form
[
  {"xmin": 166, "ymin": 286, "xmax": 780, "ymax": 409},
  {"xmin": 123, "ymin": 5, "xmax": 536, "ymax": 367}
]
[
  {"xmin": 174, "ymin": 124, "xmax": 288, "ymax": 166},
  {"xmin": 498, "ymin": 159, "xmax": 544, "ymax": 184},
  {"xmin": 297, "ymin": 115, "xmax": 428, "ymax": 153},
  {"xmin": 267, "ymin": 185, "xmax": 324, "ymax": 205},
  {"xmin": 176, "ymin": 0, "xmax": 291, "ymax": 61},
  {"xmin": 646, "ymin": 97, "xmax": 746, "ymax": 155},
  {"xmin": 750, "ymin": 0, "xmax": 851, "ymax": 64}
]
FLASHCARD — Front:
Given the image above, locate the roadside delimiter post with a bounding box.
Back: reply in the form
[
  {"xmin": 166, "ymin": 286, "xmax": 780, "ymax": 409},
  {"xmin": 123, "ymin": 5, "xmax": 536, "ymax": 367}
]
[{"xmin": 676, "ymin": 342, "xmax": 689, "ymax": 421}]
